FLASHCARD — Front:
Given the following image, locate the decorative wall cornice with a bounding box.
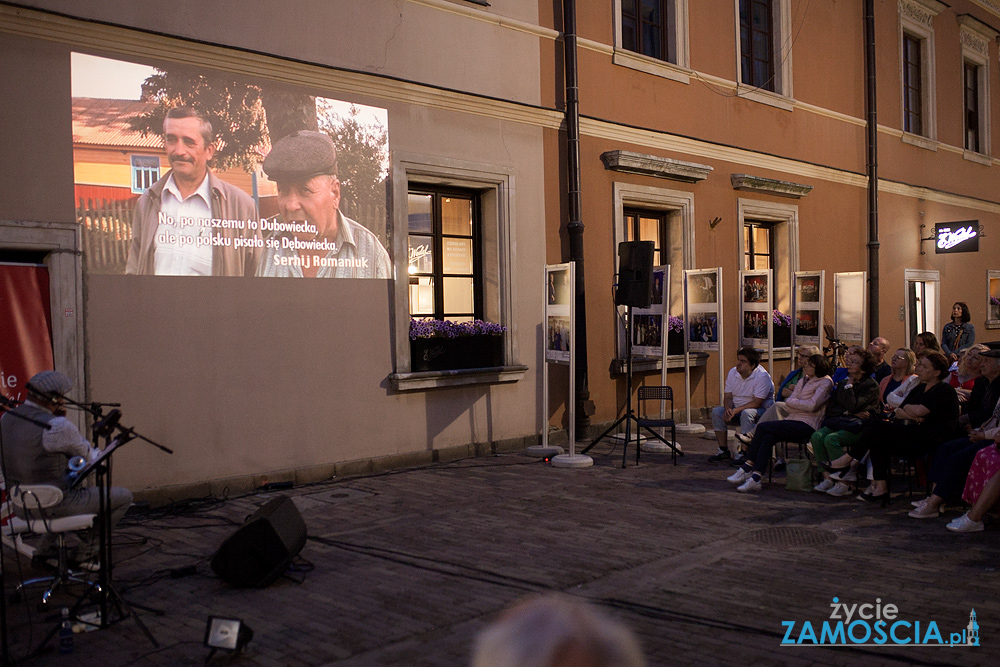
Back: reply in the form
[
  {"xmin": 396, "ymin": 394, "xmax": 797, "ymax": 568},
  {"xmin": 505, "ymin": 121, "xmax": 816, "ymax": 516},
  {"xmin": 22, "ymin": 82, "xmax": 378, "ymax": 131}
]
[
  {"xmin": 600, "ymin": 150, "xmax": 712, "ymax": 183},
  {"xmin": 899, "ymin": 0, "xmax": 945, "ymax": 27},
  {"xmin": 730, "ymin": 174, "xmax": 813, "ymax": 198}
]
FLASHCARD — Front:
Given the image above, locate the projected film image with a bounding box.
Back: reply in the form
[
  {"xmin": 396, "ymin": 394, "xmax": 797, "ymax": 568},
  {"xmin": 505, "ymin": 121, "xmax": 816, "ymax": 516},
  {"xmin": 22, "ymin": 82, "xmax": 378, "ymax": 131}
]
[{"xmin": 71, "ymin": 53, "xmax": 390, "ymax": 278}]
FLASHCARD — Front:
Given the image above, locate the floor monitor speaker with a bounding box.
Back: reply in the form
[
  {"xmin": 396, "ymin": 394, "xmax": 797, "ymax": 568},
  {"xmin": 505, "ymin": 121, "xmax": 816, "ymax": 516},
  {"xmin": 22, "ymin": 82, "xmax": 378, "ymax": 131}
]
[{"xmin": 211, "ymin": 495, "xmax": 307, "ymax": 588}]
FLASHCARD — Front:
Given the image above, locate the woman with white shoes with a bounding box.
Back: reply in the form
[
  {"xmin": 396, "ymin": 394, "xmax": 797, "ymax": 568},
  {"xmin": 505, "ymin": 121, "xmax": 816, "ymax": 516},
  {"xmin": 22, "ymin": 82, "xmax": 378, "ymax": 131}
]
[
  {"xmin": 945, "ymin": 433, "xmax": 1000, "ymax": 531},
  {"xmin": 728, "ymin": 354, "xmax": 833, "ymax": 493},
  {"xmin": 810, "ymin": 349, "xmax": 880, "ymax": 497}
]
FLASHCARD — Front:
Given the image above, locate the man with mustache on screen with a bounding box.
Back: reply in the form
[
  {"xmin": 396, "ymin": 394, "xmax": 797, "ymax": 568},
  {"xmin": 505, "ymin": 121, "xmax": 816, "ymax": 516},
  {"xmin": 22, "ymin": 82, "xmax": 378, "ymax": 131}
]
[
  {"xmin": 256, "ymin": 130, "xmax": 391, "ymax": 278},
  {"xmin": 126, "ymin": 106, "xmax": 261, "ymax": 276}
]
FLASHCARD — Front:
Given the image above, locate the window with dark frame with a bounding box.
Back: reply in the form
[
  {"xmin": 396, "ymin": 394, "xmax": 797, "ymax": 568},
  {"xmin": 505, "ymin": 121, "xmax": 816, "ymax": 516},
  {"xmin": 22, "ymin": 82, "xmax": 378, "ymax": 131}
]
[
  {"xmin": 743, "ymin": 220, "xmax": 773, "ymax": 271},
  {"xmin": 964, "ymin": 61, "xmax": 980, "ymax": 153},
  {"xmin": 621, "ymin": 0, "xmax": 669, "ymax": 61},
  {"xmin": 407, "ymin": 188, "xmax": 482, "ymax": 322},
  {"xmin": 739, "ymin": 0, "xmax": 775, "ymax": 92},
  {"xmin": 624, "ymin": 208, "xmax": 668, "ymax": 265},
  {"xmin": 903, "ymin": 33, "xmax": 923, "ymax": 136}
]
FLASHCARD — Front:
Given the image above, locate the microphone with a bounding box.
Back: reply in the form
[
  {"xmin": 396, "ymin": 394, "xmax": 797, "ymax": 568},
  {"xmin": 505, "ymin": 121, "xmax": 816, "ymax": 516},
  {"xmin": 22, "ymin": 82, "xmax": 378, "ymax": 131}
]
[
  {"xmin": 93, "ymin": 408, "xmax": 122, "ymax": 439},
  {"xmin": 0, "ymin": 393, "xmax": 22, "ymax": 409}
]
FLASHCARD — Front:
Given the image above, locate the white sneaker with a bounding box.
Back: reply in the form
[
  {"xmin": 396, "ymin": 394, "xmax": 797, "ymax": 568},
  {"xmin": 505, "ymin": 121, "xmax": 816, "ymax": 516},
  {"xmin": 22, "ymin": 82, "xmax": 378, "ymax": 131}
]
[
  {"xmin": 911, "ymin": 498, "xmax": 927, "ymax": 508},
  {"xmin": 826, "ymin": 482, "xmax": 854, "ymax": 497},
  {"xmin": 946, "ymin": 513, "xmax": 984, "ymax": 533},
  {"xmin": 832, "ymin": 469, "xmax": 857, "ymax": 482},
  {"xmin": 813, "ymin": 478, "xmax": 835, "ymax": 493},
  {"xmin": 727, "ymin": 468, "xmax": 750, "ymax": 484},
  {"xmin": 737, "ymin": 477, "xmax": 762, "ymax": 493}
]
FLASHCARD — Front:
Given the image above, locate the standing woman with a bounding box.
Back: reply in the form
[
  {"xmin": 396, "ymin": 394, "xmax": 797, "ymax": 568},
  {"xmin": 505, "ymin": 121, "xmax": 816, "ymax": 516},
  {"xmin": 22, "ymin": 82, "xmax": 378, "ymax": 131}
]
[{"xmin": 941, "ymin": 301, "xmax": 975, "ymax": 362}]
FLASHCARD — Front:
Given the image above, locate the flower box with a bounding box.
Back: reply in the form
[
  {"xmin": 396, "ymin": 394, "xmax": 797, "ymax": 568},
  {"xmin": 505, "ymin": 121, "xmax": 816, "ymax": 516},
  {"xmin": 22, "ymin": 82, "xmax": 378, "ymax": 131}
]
[{"xmin": 409, "ymin": 318, "xmax": 506, "ymax": 372}]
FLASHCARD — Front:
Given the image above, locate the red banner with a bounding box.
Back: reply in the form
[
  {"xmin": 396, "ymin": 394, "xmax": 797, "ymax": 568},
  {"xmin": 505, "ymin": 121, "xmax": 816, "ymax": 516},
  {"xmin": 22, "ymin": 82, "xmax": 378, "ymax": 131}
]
[
  {"xmin": 0, "ymin": 262, "xmax": 54, "ymax": 404},
  {"xmin": 0, "ymin": 262, "xmax": 54, "ymax": 516}
]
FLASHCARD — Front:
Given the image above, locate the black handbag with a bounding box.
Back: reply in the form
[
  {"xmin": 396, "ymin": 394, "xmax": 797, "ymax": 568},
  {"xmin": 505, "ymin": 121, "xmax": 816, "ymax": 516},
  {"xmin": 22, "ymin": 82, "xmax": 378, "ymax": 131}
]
[{"xmin": 822, "ymin": 414, "xmax": 865, "ymax": 433}]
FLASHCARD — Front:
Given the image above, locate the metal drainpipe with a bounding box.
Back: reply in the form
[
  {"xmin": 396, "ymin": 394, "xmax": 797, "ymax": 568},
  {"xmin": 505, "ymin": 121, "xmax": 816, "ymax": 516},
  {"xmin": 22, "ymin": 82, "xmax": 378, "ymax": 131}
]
[
  {"xmin": 865, "ymin": 0, "xmax": 880, "ymax": 337},
  {"xmin": 563, "ymin": 0, "xmax": 594, "ymax": 429}
]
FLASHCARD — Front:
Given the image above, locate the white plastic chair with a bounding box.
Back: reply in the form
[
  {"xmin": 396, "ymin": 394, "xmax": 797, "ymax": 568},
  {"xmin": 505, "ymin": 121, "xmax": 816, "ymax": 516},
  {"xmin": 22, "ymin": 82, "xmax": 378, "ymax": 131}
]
[{"xmin": 5, "ymin": 484, "xmax": 99, "ymax": 606}]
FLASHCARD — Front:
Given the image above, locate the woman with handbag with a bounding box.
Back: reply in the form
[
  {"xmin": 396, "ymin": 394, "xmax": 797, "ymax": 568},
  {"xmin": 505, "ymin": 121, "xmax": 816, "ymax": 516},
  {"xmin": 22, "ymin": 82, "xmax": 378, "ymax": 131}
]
[
  {"xmin": 810, "ymin": 349, "xmax": 880, "ymax": 496},
  {"xmin": 941, "ymin": 302, "xmax": 976, "ymax": 363},
  {"xmin": 727, "ymin": 354, "xmax": 833, "ymax": 493}
]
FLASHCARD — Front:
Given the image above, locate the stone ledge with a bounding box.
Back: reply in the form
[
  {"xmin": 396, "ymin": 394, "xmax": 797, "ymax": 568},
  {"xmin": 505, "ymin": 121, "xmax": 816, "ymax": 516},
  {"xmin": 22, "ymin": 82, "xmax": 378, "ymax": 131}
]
[
  {"xmin": 601, "ymin": 150, "xmax": 712, "ymax": 183},
  {"xmin": 389, "ymin": 364, "xmax": 528, "ymax": 391},
  {"xmin": 730, "ymin": 174, "xmax": 813, "ymax": 198}
]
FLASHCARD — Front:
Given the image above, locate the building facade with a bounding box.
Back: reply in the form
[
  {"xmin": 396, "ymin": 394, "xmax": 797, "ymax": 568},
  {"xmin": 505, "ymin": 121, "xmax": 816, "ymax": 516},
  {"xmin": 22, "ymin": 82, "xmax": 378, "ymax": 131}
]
[{"xmin": 0, "ymin": 0, "xmax": 997, "ymax": 497}]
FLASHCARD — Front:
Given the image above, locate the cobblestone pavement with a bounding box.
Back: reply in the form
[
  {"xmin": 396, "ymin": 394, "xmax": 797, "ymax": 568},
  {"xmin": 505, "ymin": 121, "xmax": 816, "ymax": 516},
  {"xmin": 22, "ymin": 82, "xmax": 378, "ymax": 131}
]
[{"xmin": 3, "ymin": 429, "xmax": 997, "ymax": 666}]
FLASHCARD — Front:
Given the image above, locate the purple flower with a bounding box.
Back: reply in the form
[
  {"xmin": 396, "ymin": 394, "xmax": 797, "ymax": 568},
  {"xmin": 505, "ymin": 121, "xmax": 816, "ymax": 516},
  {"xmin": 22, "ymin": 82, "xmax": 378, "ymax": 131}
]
[
  {"xmin": 772, "ymin": 310, "xmax": 792, "ymax": 327},
  {"xmin": 991, "ymin": 296, "xmax": 1000, "ymax": 306},
  {"xmin": 409, "ymin": 318, "xmax": 507, "ymax": 340},
  {"xmin": 668, "ymin": 316, "xmax": 684, "ymax": 333}
]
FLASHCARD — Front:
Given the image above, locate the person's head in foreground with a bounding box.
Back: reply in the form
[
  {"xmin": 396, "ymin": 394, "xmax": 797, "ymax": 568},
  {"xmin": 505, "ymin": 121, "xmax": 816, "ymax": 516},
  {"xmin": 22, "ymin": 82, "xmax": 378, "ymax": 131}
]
[{"xmin": 471, "ymin": 594, "xmax": 646, "ymax": 667}]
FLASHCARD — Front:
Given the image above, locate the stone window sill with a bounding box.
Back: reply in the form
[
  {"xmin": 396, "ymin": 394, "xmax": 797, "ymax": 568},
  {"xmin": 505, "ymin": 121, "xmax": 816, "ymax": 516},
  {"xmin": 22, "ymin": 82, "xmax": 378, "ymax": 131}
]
[
  {"xmin": 390, "ymin": 365, "xmax": 527, "ymax": 391},
  {"xmin": 901, "ymin": 132, "xmax": 938, "ymax": 151}
]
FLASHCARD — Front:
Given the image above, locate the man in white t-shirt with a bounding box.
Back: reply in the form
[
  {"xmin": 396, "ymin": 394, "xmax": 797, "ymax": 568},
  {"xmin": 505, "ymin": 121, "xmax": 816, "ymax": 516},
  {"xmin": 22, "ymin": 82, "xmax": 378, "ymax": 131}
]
[{"xmin": 708, "ymin": 346, "xmax": 774, "ymax": 463}]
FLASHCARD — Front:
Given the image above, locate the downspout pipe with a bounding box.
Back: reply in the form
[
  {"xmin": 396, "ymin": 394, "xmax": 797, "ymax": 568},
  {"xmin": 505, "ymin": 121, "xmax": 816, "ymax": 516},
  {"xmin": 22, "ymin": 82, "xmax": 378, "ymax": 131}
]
[
  {"xmin": 865, "ymin": 0, "xmax": 880, "ymax": 338},
  {"xmin": 563, "ymin": 0, "xmax": 594, "ymax": 428}
]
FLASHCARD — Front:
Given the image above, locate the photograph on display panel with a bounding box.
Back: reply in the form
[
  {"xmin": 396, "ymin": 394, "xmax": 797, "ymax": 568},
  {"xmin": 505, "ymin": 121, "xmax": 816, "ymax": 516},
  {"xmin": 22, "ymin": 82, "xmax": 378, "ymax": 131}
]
[
  {"xmin": 797, "ymin": 275, "xmax": 821, "ymax": 304},
  {"xmin": 545, "ymin": 264, "xmax": 572, "ymax": 363},
  {"xmin": 796, "ymin": 309, "xmax": 820, "ymax": 338},
  {"xmin": 688, "ymin": 272, "xmax": 718, "ymax": 304},
  {"xmin": 632, "ymin": 313, "xmax": 663, "ymax": 357},
  {"xmin": 743, "ymin": 274, "xmax": 769, "ymax": 303},
  {"xmin": 71, "ymin": 53, "xmax": 391, "ymax": 278},
  {"xmin": 688, "ymin": 312, "xmax": 718, "ymax": 345}
]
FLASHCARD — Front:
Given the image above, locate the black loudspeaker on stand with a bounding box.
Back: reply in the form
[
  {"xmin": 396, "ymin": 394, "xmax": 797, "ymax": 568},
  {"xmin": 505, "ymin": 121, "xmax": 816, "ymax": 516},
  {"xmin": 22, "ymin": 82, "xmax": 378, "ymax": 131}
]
[
  {"xmin": 211, "ymin": 495, "xmax": 307, "ymax": 588},
  {"xmin": 584, "ymin": 241, "xmax": 682, "ymax": 466},
  {"xmin": 614, "ymin": 240, "xmax": 654, "ymax": 309}
]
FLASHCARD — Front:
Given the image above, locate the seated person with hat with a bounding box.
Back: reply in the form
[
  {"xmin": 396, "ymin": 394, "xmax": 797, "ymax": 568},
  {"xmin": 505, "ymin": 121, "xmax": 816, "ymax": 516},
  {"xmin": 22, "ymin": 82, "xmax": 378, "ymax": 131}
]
[{"xmin": 0, "ymin": 371, "xmax": 133, "ymax": 568}]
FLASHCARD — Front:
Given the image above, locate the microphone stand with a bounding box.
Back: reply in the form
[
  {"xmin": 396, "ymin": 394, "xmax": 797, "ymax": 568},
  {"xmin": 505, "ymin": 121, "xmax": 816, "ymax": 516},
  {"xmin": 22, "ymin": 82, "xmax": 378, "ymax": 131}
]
[{"xmin": 25, "ymin": 394, "xmax": 172, "ymax": 655}]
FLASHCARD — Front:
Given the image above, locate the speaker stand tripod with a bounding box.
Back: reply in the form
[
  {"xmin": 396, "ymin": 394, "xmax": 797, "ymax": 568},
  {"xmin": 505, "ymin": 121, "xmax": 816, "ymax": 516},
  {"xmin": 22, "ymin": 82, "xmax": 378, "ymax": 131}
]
[{"xmin": 582, "ymin": 304, "xmax": 682, "ymax": 467}]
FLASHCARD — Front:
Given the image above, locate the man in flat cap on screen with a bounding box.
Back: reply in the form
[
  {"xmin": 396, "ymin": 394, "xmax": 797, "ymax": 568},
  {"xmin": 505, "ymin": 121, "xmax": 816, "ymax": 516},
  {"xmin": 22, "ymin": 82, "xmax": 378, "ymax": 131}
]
[{"xmin": 256, "ymin": 131, "xmax": 392, "ymax": 278}]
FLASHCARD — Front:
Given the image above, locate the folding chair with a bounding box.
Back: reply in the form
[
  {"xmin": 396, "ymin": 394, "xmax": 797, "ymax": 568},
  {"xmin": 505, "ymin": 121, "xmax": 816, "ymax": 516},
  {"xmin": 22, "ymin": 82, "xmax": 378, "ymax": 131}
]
[{"xmin": 635, "ymin": 386, "xmax": 681, "ymax": 465}]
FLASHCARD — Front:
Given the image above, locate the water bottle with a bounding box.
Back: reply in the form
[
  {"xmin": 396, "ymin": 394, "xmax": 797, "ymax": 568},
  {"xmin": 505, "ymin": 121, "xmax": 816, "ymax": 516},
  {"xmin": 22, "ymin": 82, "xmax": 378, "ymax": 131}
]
[{"xmin": 59, "ymin": 607, "xmax": 74, "ymax": 654}]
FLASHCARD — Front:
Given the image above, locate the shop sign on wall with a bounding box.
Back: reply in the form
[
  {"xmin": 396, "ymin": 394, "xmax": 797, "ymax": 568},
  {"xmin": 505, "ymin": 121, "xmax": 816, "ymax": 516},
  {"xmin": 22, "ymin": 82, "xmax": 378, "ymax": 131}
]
[{"xmin": 935, "ymin": 221, "xmax": 979, "ymax": 254}]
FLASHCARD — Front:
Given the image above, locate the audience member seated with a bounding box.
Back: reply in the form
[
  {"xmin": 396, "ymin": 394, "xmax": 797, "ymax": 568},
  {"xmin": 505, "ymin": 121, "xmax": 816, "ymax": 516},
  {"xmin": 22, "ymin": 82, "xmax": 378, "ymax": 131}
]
[
  {"xmin": 879, "ymin": 348, "xmax": 917, "ymax": 409},
  {"xmin": 828, "ymin": 350, "xmax": 960, "ymax": 505},
  {"xmin": 949, "ymin": 344, "xmax": 988, "ymax": 408},
  {"xmin": 948, "ymin": 439, "xmax": 1000, "ymax": 532},
  {"xmin": 912, "ymin": 331, "xmax": 942, "ymax": 356},
  {"xmin": 708, "ymin": 346, "xmax": 774, "ymax": 464},
  {"xmin": 830, "ymin": 345, "xmax": 863, "ymax": 384},
  {"xmin": 966, "ymin": 342, "xmax": 1000, "ymax": 429},
  {"xmin": 941, "ymin": 301, "xmax": 976, "ymax": 363},
  {"xmin": 727, "ymin": 354, "xmax": 833, "ymax": 493},
  {"xmin": 811, "ymin": 349, "xmax": 880, "ymax": 496},
  {"xmin": 733, "ymin": 345, "xmax": 821, "ymax": 469},
  {"xmin": 869, "ymin": 337, "xmax": 892, "ymax": 383},
  {"xmin": 471, "ymin": 594, "xmax": 647, "ymax": 667},
  {"xmin": 908, "ymin": 347, "xmax": 1000, "ymax": 518}
]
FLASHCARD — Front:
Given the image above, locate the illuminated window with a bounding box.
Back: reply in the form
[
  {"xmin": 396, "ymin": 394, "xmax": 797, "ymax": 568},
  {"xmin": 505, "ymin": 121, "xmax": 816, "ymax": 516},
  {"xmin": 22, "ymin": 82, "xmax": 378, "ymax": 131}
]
[
  {"xmin": 743, "ymin": 220, "xmax": 773, "ymax": 270},
  {"xmin": 624, "ymin": 208, "xmax": 668, "ymax": 264},
  {"xmin": 407, "ymin": 188, "xmax": 481, "ymax": 322},
  {"xmin": 130, "ymin": 155, "xmax": 160, "ymax": 194}
]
